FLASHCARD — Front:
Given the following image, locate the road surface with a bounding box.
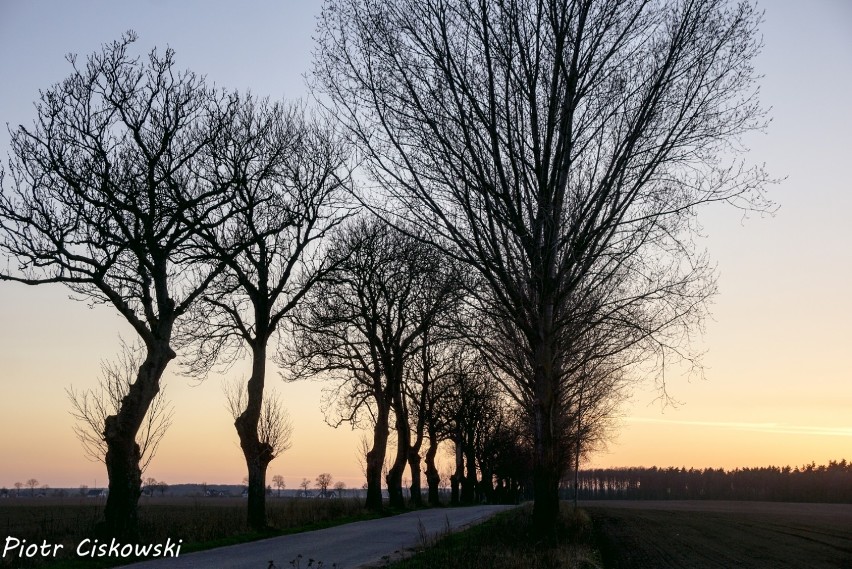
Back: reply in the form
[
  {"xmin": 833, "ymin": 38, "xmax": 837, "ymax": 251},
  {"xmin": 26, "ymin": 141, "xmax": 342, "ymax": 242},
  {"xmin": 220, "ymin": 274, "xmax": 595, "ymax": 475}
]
[{"xmin": 119, "ymin": 505, "xmax": 515, "ymax": 569}]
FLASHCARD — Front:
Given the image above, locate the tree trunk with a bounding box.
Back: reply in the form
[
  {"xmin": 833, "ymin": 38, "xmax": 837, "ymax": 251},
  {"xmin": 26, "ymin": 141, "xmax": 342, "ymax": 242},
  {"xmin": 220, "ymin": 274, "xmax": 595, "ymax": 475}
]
[
  {"xmin": 102, "ymin": 342, "xmax": 174, "ymax": 539},
  {"xmin": 480, "ymin": 469, "xmax": 494, "ymax": 504},
  {"xmin": 102, "ymin": 436, "xmax": 143, "ymax": 540},
  {"xmin": 407, "ymin": 449, "xmax": 423, "ymax": 507},
  {"xmin": 235, "ymin": 341, "xmax": 275, "ymax": 530},
  {"xmin": 573, "ymin": 388, "xmax": 584, "ymax": 510},
  {"xmin": 386, "ymin": 374, "xmax": 409, "ymax": 509},
  {"xmin": 531, "ymin": 361, "xmax": 561, "ymax": 531},
  {"xmin": 424, "ymin": 433, "xmax": 441, "ymax": 506},
  {"xmin": 451, "ymin": 436, "xmax": 463, "ymax": 505},
  {"xmin": 386, "ymin": 429, "xmax": 408, "ymax": 509},
  {"xmin": 462, "ymin": 437, "xmax": 476, "ymax": 504},
  {"xmin": 243, "ymin": 459, "xmax": 271, "ymax": 529},
  {"xmin": 365, "ymin": 403, "xmax": 390, "ymax": 510}
]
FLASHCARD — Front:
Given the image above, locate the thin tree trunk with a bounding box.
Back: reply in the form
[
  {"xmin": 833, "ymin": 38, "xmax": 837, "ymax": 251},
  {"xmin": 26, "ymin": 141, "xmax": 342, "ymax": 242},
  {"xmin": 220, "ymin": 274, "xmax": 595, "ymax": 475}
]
[
  {"xmin": 573, "ymin": 388, "xmax": 584, "ymax": 510},
  {"xmin": 407, "ymin": 334, "xmax": 427, "ymax": 508},
  {"xmin": 462, "ymin": 435, "xmax": 476, "ymax": 504},
  {"xmin": 451, "ymin": 435, "xmax": 463, "ymax": 505},
  {"xmin": 386, "ymin": 370, "xmax": 410, "ymax": 509},
  {"xmin": 480, "ymin": 469, "xmax": 494, "ymax": 504}
]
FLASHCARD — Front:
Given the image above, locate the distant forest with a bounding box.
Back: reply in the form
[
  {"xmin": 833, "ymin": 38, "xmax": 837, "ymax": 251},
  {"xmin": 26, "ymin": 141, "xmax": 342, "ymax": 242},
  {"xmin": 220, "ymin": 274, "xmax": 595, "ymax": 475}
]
[{"xmin": 576, "ymin": 460, "xmax": 852, "ymax": 503}]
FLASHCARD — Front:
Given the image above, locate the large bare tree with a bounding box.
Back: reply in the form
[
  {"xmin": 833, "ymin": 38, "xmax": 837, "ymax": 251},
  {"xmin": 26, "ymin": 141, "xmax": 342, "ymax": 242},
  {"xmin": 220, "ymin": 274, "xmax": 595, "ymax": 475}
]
[
  {"xmin": 0, "ymin": 33, "xmax": 229, "ymax": 537},
  {"xmin": 178, "ymin": 95, "xmax": 353, "ymax": 529},
  {"xmin": 314, "ymin": 0, "xmax": 773, "ymax": 527}
]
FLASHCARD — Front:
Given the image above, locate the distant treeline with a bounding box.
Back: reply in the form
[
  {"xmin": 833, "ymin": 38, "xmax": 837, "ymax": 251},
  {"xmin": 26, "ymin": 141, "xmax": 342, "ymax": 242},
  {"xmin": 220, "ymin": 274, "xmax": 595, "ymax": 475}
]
[{"xmin": 575, "ymin": 460, "xmax": 852, "ymax": 503}]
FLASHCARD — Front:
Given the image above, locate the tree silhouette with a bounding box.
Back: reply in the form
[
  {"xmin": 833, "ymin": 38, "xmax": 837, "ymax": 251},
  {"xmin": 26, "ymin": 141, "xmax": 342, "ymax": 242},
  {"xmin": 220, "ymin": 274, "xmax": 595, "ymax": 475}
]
[
  {"xmin": 0, "ymin": 33, "xmax": 232, "ymax": 537},
  {"xmin": 290, "ymin": 218, "xmax": 463, "ymax": 509},
  {"xmin": 224, "ymin": 382, "xmax": 294, "ymax": 511},
  {"xmin": 314, "ymin": 0, "xmax": 772, "ymax": 528},
  {"xmin": 315, "ymin": 473, "xmax": 333, "ymax": 497},
  {"xmin": 272, "ymin": 475, "xmax": 286, "ymax": 498},
  {"xmin": 179, "ymin": 94, "xmax": 353, "ymax": 530}
]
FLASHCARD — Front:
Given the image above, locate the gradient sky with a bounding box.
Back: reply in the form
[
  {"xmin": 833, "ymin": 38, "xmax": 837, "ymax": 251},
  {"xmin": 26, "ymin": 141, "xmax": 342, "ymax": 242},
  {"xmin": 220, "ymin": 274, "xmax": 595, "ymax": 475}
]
[{"xmin": 0, "ymin": 1, "xmax": 850, "ymax": 490}]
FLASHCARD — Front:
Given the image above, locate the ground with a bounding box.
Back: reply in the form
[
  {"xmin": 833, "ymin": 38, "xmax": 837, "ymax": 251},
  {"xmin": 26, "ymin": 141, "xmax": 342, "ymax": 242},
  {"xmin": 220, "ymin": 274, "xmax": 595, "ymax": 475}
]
[{"xmin": 584, "ymin": 500, "xmax": 852, "ymax": 569}]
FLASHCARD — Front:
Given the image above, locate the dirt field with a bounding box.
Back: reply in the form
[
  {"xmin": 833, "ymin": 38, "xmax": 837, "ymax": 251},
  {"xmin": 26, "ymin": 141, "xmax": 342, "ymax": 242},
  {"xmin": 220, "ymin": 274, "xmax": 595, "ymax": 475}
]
[{"xmin": 582, "ymin": 500, "xmax": 852, "ymax": 568}]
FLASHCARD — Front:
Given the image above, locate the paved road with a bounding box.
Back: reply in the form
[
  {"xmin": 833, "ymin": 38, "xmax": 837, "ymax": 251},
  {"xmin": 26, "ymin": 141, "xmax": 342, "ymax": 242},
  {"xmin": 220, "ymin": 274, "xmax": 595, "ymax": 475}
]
[{"xmin": 119, "ymin": 505, "xmax": 515, "ymax": 569}]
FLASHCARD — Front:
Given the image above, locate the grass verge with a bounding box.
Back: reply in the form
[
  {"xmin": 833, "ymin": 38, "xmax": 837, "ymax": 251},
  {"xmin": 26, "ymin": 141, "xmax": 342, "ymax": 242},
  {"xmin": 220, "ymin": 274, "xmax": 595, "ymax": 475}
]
[{"xmin": 384, "ymin": 503, "xmax": 602, "ymax": 569}]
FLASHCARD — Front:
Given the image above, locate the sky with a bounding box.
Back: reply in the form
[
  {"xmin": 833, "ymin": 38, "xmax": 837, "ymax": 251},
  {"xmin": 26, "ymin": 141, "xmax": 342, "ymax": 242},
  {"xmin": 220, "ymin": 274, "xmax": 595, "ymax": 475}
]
[{"xmin": 0, "ymin": 0, "xmax": 850, "ymax": 490}]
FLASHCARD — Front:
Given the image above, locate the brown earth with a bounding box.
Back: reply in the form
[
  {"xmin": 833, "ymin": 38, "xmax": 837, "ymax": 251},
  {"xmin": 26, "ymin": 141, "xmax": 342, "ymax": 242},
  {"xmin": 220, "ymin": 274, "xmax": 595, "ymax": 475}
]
[{"xmin": 582, "ymin": 500, "xmax": 852, "ymax": 569}]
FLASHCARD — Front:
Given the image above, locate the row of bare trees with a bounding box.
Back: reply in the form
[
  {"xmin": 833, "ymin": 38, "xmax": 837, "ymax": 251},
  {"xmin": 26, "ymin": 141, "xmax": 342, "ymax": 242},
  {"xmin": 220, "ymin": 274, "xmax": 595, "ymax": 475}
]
[
  {"xmin": 311, "ymin": 0, "xmax": 771, "ymax": 529},
  {"xmin": 0, "ymin": 33, "xmax": 351, "ymax": 536},
  {"xmin": 1, "ymin": 0, "xmax": 772, "ymax": 538},
  {"xmin": 3, "ymin": 480, "xmax": 42, "ymax": 497}
]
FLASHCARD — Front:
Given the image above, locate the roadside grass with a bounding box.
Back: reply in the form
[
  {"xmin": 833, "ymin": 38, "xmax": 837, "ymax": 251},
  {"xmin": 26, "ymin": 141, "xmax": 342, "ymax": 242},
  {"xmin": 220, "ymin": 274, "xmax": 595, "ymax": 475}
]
[
  {"xmin": 384, "ymin": 503, "xmax": 601, "ymax": 569},
  {"xmin": 0, "ymin": 497, "xmax": 375, "ymax": 569}
]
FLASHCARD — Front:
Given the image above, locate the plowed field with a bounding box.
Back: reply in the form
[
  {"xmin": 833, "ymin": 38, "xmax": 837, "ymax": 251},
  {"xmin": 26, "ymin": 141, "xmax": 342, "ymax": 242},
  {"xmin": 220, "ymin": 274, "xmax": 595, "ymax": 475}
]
[{"xmin": 584, "ymin": 500, "xmax": 852, "ymax": 568}]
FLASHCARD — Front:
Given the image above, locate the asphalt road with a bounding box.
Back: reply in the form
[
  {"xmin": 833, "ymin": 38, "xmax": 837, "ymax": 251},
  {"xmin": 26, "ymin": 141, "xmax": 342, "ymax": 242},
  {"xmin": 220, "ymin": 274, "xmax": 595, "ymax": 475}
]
[{"xmin": 118, "ymin": 505, "xmax": 515, "ymax": 569}]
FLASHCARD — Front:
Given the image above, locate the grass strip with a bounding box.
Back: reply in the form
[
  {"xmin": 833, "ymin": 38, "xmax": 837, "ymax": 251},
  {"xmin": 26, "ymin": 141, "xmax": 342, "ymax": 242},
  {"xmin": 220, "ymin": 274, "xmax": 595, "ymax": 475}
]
[{"xmin": 386, "ymin": 503, "xmax": 602, "ymax": 569}]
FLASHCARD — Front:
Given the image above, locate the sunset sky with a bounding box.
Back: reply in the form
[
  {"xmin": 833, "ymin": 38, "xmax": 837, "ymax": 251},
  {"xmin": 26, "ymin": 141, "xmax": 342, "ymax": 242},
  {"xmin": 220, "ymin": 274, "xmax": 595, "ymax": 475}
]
[{"xmin": 0, "ymin": 1, "xmax": 850, "ymax": 491}]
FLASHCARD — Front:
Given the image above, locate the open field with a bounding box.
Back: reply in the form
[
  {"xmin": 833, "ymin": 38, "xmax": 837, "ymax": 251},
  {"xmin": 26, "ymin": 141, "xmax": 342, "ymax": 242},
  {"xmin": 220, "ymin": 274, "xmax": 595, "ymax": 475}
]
[
  {"xmin": 0, "ymin": 496, "xmax": 372, "ymax": 568},
  {"xmin": 584, "ymin": 500, "xmax": 852, "ymax": 568}
]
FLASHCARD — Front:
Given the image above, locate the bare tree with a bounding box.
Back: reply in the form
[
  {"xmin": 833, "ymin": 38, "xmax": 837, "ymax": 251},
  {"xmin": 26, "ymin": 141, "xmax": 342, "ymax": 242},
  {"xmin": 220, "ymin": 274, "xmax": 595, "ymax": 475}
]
[
  {"xmin": 289, "ymin": 218, "xmax": 462, "ymax": 509},
  {"xmin": 410, "ymin": 339, "xmax": 474, "ymax": 506},
  {"xmin": 25, "ymin": 479, "xmax": 39, "ymax": 497},
  {"xmin": 13, "ymin": 482, "xmax": 22, "ymax": 497},
  {"xmin": 334, "ymin": 480, "xmax": 347, "ymax": 498},
  {"xmin": 299, "ymin": 478, "xmax": 311, "ymax": 497},
  {"xmin": 178, "ymin": 94, "xmax": 352, "ymax": 530},
  {"xmin": 224, "ymin": 380, "xmax": 294, "ymax": 498},
  {"xmin": 315, "ymin": 473, "xmax": 333, "ymax": 497},
  {"xmin": 272, "ymin": 475, "xmax": 286, "ymax": 497},
  {"xmin": 314, "ymin": 0, "xmax": 772, "ymax": 528},
  {"xmin": 0, "ymin": 33, "xmax": 231, "ymax": 537},
  {"xmin": 67, "ymin": 340, "xmax": 174, "ymax": 475}
]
